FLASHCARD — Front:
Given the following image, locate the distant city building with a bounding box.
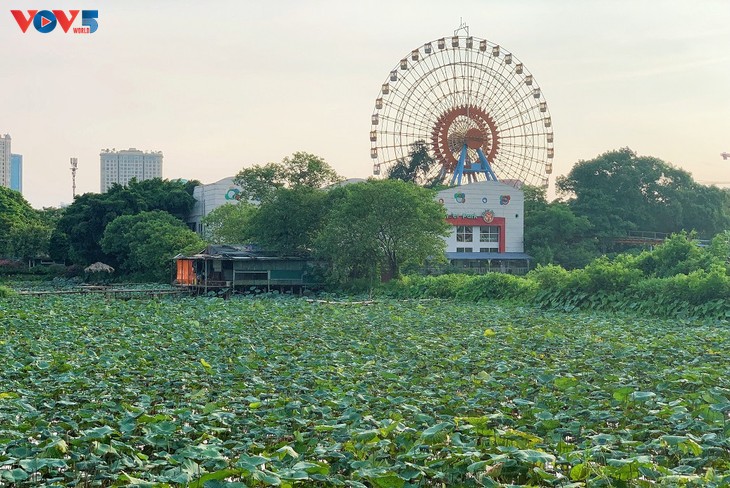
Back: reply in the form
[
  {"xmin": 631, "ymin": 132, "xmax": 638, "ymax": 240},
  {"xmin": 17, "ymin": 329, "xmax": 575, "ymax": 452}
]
[
  {"xmin": 10, "ymin": 154, "xmax": 22, "ymax": 193},
  {"xmin": 100, "ymin": 148, "xmax": 163, "ymax": 192},
  {"xmin": 0, "ymin": 134, "xmax": 11, "ymax": 188}
]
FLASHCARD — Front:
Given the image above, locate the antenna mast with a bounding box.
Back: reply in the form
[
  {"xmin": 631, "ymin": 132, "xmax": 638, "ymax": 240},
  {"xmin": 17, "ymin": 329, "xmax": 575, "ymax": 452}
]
[
  {"xmin": 70, "ymin": 157, "xmax": 78, "ymax": 198},
  {"xmin": 454, "ymin": 18, "xmax": 469, "ymax": 36}
]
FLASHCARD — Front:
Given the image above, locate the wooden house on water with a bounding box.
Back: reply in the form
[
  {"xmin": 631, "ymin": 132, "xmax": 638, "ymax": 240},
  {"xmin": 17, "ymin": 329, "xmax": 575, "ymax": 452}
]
[{"xmin": 173, "ymin": 245, "xmax": 318, "ymax": 295}]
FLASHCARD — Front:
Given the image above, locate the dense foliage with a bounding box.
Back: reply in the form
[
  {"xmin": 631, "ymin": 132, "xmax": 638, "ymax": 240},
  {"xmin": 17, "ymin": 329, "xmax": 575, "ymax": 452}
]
[
  {"xmin": 233, "ymin": 152, "xmax": 342, "ymax": 202},
  {"xmin": 232, "ymin": 178, "xmax": 449, "ymax": 282},
  {"xmin": 101, "ymin": 211, "xmax": 205, "ymax": 281},
  {"xmin": 385, "ymin": 140, "xmax": 440, "ymax": 187},
  {"xmin": 557, "ymin": 148, "xmax": 730, "ymax": 242},
  {"xmin": 522, "ymin": 186, "xmax": 596, "ymax": 269},
  {"xmin": 385, "ymin": 233, "xmax": 730, "ymax": 321},
  {"xmin": 53, "ymin": 179, "xmax": 197, "ymax": 265},
  {"xmin": 201, "ymin": 203, "xmax": 258, "ymax": 245},
  {"xmin": 316, "ymin": 179, "xmax": 449, "ymax": 282},
  {"xmin": 246, "ymin": 187, "xmax": 330, "ymax": 256},
  {"xmin": 1, "ymin": 296, "xmax": 730, "ymax": 486},
  {"xmin": 0, "ymin": 187, "xmax": 49, "ymax": 259}
]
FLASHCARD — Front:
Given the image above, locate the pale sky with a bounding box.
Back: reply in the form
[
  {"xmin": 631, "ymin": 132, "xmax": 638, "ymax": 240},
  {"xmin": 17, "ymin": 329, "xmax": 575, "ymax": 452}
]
[{"xmin": 2, "ymin": 0, "xmax": 729, "ymax": 208}]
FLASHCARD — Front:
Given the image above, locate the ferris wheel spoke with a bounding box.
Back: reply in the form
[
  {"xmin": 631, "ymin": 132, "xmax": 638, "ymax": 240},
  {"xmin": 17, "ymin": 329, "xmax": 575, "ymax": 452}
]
[{"xmin": 495, "ymin": 98, "xmax": 546, "ymax": 131}]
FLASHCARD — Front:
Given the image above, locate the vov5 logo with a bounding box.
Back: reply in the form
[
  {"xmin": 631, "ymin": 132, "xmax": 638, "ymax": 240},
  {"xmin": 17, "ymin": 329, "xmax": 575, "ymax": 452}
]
[{"xmin": 11, "ymin": 10, "xmax": 98, "ymax": 34}]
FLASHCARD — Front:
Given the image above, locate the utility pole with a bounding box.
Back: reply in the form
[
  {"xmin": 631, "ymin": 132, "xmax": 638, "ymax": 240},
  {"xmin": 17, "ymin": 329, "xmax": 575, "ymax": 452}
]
[{"xmin": 70, "ymin": 157, "xmax": 78, "ymax": 198}]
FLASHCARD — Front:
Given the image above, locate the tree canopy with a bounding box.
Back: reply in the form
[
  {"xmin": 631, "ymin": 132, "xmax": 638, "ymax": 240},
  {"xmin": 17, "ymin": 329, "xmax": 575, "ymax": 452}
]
[
  {"xmin": 233, "ymin": 152, "xmax": 341, "ymax": 202},
  {"xmin": 245, "ymin": 187, "xmax": 330, "ymax": 256},
  {"xmin": 316, "ymin": 179, "xmax": 449, "ymax": 282},
  {"xmin": 0, "ymin": 187, "xmax": 49, "ymax": 259},
  {"xmin": 556, "ymin": 148, "xmax": 730, "ymax": 239},
  {"xmin": 523, "ymin": 185, "xmax": 596, "ymax": 269},
  {"xmin": 101, "ymin": 211, "xmax": 204, "ymax": 281},
  {"xmin": 385, "ymin": 140, "xmax": 440, "ymax": 187},
  {"xmin": 54, "ymin": 178, "xmax": 197, "ymax": 264},
  {"xmin": 201, "ymin": 202, "xmax": 257, "ymax": 245}
]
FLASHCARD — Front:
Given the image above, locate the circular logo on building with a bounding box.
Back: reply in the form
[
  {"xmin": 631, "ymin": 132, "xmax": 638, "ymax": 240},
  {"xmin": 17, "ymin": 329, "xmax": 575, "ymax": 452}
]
[
  {"xmin": 225, "ymin": 188, "xmax": 242, "ymax": 200},
  {"xmin": 454, "ymin": 192, "xmax": 466, "ymax": 203},
  {"xmin": 482, "ymin": 210, "xmax": 495, "ymax": 223}
]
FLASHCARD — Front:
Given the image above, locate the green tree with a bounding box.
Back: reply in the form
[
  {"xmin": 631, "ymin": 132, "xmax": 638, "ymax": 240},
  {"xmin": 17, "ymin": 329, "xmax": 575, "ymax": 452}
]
[
  {"xmin": 246, "ymin": 187, "xmax": 329, "ymax": 255},
  {"xmin": 0, "ymin": 187, "xmax": 42, "ymax": 257},
  {"xmin": 708, "ymin": 230, "xmax": 730, "ymax": 266},
  {"xmin": 201, "ymin": 202, "xmax": 257, "ymax": 244},
  {"xmin": 316, "ymin": 179, "xmax": 449, "ymax": 282},
  {"xmin": 234, "ymin": 152, "xmax": 341, "ymax": 202},
  {"xmin": 385, "ymin": 140, "xmax": 440, "ymax": 187},
  {"xmin": 101, "ymin": 211, "xmax": 204, "ymax": 281},
  {"xmin": 48, "ymin": 230, "xmax": 70, "ymax": 264},
  {"xmin": 523, "ymin": 185, "xmax": 597, "ymax": 268},
  {"xmin": 556, "ymin": 148, "xmax": 729, "ymax": 241},
  {"xmin": 36, "ymin": 206, "xmax": 65, "ymax": 228},
  {"xmin": 55, "ymin": 178, "xmax": 197, "ymax": 264},
  {"xmin": 233, "ymin": 163, "xmax": 283, "ymax": 202},
  {"xmin": 633, "ymin": 232, "xmax": 719, "ymax": 278},
  {"xmin": 8, "ymin": 222, "xmax": 52, "ymax": 261}
]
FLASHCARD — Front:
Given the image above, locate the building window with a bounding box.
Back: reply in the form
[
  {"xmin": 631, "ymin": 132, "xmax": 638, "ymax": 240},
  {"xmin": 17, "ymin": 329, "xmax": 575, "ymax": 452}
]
[
  {"xmin": 480, "ymin": 247, "xmax": 498, "ymax": 253},
  {"xmin": 456, "ymin": 247, "xmax": 473, "ymax": 253},
  {"xmin": 479, "ymin": 226, "xmax": 500, "ymax": 243},
  {"xmin": 456, "ymin": 226, "xmax": 473, "ymax": 242}
]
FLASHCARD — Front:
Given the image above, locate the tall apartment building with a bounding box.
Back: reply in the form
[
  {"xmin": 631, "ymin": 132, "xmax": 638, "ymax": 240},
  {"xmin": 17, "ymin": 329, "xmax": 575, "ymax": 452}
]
[
  {"xmin": 100, "ymin": 148, "xmax": 163, "ymax": 192},
  {"xmin": 0, "ymin": 134, "xmax": 11, "ymax": 188},
  {"xmin": 10, "ymin": 154, "xmax": 22, "ymax": 193}
]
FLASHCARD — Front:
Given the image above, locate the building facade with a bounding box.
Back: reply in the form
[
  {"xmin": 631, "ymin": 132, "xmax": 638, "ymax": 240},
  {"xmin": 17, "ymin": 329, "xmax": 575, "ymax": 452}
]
[
  {"xmin": 187, "ymin": 177, "xmax": 245, "ymax": 235},
  {"xmin": 437, "ymin": 181, "xmax": 530, "ymax": 273},
  {"xmin": 0, "ymin": 134, "xmax": 11, "ymax": 188},
  {"xmin": 100, "ymin": 148, "xmax": 163, "ymax": 192},
  {"xmin": 10, "ymin": 154, "xmax": 22, "ymax": 193}
]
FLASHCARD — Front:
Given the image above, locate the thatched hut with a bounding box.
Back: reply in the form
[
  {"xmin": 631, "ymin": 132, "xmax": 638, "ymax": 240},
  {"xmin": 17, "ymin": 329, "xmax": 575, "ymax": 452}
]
[{"xmin": 84, "ymin": 262, "xmax": 115, "ymax": 284}]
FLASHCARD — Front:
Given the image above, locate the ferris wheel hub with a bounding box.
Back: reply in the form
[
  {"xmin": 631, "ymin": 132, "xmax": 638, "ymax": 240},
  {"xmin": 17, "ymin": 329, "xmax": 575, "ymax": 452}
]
[
  {"xmin": 431, "ymin": 105, "xmax": 500, "ymax": 171},
  {"xmin": 465, "ymin": 128, "xmax": 485, "ymax": 150}
]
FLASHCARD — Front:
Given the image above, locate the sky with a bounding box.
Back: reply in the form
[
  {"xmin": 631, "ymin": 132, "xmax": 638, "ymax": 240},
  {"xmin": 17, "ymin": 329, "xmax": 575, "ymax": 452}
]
[{"xmin": 1, "ymin": 0, "xmax": 729, "ymax": 208}]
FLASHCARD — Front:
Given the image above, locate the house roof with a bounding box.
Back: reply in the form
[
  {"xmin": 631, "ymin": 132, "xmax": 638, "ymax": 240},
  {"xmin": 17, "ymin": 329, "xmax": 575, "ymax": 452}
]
[{"xmin": 175, "ymin": 244, "xmax": 307, "ymax": 261}]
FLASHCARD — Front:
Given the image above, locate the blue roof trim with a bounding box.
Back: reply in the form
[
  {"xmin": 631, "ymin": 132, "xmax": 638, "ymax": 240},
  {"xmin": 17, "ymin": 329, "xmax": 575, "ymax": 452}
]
[{"xmin": 446, "ymin": 252, "xmax": 532, "ymax": 260}]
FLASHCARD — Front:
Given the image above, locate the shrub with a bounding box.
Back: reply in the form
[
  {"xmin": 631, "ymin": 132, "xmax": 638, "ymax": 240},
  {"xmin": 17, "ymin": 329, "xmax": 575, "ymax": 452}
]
[
  {"xmin": 527, "ymin": 264, "xmax": 570, "ymax": 289},
  {"xmin": 454, "ymin": 273, "xmax": 537, "ymax": 301},
  {"xmin": 0, "ymin": 285, "xmax": 14, "ymax": 297}
]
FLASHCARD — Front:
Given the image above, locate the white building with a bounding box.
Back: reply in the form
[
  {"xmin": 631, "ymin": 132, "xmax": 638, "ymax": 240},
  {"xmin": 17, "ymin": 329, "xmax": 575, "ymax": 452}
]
[
  {"xmin": 100, "ymin": 148, "xmax": 163, "ymax": 192},
  {"xmin": 0, "ymin": 134, "xmax": 11, "ymax": 188},
  {"xmin": 437, "ymin": 181, "xmax": 530, "ymax": 273},
  {"xmin": 187, "ymin": 177, "xmax": 245, "ymax": 234}
]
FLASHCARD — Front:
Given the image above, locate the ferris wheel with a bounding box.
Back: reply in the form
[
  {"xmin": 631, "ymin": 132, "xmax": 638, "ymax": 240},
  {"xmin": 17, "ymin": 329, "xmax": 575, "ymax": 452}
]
[{"xmin": 370, "ymin": 27, "xmax": 554, "ymax": 188}]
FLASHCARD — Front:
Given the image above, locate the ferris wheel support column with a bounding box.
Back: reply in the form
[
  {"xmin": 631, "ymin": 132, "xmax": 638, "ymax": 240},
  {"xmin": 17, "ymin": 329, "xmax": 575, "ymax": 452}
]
[
  {"xmin": 476, "ymin": 148, "xmax": 498, "ymax": 181},
  {"xmin": 451, "ymin": 144, "xmax": 469, "ymax": 186},
  {"xmin": 450, "ymin": 145, "xmax": 499, "ymax": 186}
]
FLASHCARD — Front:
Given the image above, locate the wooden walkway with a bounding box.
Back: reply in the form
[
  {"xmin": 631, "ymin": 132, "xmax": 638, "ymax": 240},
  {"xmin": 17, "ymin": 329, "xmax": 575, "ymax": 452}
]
[
  {"xmin": 614, "ymin": 231, "xmax": 710, "ymax": 247},
  {"xmin": 17, "ymin": 287, "xmax": 189, "ymax": 299}
]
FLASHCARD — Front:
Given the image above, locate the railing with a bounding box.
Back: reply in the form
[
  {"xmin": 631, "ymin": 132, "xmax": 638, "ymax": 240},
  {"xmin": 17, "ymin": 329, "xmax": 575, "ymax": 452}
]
[
  {"xmin": 614, "ymin": 231, "xmax": 710, "ymax": 247},
  {"xmin": 422, "ymin": 265, "xmax": 531, "ymax": 276}
]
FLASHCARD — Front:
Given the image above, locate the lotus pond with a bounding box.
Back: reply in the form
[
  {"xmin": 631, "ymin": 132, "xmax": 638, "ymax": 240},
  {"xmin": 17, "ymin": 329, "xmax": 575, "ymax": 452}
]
[{"xmin": 1, "ymin": 295, "xmax": 730, "ymax": 487}]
